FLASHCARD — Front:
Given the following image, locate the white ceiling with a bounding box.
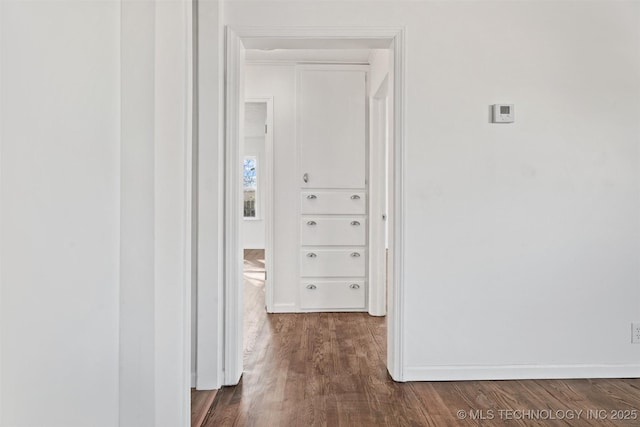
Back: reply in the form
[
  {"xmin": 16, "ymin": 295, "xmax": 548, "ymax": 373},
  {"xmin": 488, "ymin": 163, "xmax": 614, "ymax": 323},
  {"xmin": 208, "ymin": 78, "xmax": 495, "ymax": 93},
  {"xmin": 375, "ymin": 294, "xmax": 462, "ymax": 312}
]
[{"xmin": 245, "ymin": 49, "xmax": 374, "ymax": 64}]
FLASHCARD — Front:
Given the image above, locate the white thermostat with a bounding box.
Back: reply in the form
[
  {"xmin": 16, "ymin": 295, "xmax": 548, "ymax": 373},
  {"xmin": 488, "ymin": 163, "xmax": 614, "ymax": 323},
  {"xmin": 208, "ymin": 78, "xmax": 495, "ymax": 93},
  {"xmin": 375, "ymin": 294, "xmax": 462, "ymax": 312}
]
[{"xmin": 492, "ymin": 104, "xmax": 515, "ymax": 123}]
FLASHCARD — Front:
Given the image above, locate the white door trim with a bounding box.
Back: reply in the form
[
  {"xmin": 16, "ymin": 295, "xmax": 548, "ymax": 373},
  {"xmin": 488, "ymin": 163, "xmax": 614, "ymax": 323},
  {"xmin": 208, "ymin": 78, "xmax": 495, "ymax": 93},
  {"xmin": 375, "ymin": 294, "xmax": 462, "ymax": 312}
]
[
  {"xmin": 223, "ymin": 29, "xmax": 245, "ymax": 386},
  {"xmin": 369, "ymin": 75, "xmax": 389, "ymax": 317},
  {"xmin": 244, "ymin": 97, "xmax": 275, "ymax": 312},
  {"xmin": 224, "ymin": 26, "xmax": 406, "ymax": 384},
  {"xmin": 388, "ymin": 30, "xmax": 406, "ymax": 382}
]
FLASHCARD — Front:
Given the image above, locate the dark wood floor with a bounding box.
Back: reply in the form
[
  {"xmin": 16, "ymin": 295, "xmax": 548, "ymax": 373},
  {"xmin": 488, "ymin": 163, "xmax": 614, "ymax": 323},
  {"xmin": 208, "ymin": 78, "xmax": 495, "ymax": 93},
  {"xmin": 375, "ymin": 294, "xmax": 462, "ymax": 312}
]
[
  {"xmin": 191, "ymin": 388, "xmax": 216, "ymax": 427},
  {"xmin": 203, "ymin": 250, "xmax": 640, "ymax": 426}
]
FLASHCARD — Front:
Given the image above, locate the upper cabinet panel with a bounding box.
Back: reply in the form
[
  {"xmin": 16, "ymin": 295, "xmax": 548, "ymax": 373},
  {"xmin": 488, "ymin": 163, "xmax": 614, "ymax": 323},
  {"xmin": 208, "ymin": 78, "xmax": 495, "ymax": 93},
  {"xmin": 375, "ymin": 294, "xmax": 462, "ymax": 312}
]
[{"xmin": 298, "ymin": 66, "xmax": 366, "ymax": 189}]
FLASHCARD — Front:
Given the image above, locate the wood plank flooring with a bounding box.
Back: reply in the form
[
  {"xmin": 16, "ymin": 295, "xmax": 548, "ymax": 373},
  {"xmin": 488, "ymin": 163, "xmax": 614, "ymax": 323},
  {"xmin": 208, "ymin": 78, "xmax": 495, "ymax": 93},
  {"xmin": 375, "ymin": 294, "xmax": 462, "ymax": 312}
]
[
  {"xmin": 203, "ymin": 250, "xmax": 640, "ymax": 426},
  {"xmin": 191, "ymin": 388, "xmax": 217, "ymax": 427}
]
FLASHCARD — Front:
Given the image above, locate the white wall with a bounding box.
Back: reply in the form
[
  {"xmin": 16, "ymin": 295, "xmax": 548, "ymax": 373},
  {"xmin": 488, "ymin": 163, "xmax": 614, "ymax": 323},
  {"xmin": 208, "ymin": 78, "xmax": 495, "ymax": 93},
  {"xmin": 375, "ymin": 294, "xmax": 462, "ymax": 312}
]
[
  {"xmin": 1, "ymin": 2, "xmax": 120, "ymax": 426},
  {"xmin": 120, "ymin": 2, "xmax": 155, "ymax": 425},
  {"xmin": 120, "ymin": 3, "xmax": 191, "ymax": 423},
  {"xmin": 1, "ymin": 1, "xmax": 192, "ymax": 426},
  {"xmin": 244, "ymin": 64, "xmax": 298, "ymax": 309},
  {"xmin": 226, "ymin": 0, "xmax": 640, "ymax": 380}
]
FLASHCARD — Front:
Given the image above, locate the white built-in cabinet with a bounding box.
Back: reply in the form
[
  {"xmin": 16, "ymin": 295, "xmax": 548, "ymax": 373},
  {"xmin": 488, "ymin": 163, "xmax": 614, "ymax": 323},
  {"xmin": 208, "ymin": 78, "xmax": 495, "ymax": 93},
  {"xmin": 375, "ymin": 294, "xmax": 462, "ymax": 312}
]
[{"xmin": 297, "ymin": 65, "xmax": 368, "ymax": 311}]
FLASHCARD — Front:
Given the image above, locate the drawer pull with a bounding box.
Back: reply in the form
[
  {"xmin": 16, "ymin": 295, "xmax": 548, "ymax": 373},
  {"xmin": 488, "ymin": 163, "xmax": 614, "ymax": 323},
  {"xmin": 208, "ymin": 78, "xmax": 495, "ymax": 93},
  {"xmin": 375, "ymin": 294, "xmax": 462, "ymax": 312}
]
[
  {"xmin": 306, "ymin": 252, "xmax": 317, "ymax": 258},
  {"xmin": 349, "ymin": 283, "xmax": 360, "ymax": 290},
  {"xmin": 307, "ymin": 221, "xmax": 317, "ymax": 226},
  {"xmin": 350, "ymin": 221, "xmax": 360, "ymax": 226},
  {"xmin": 306, "ymin": 284, "xmax": 317, "ymax": 290},
  {"xmin": 306, "ymin": 194, "xmax": 317, "ymax": 200},
  {"xmin": 351, "ymin": 194, "xmax": 361, "ymax": 200},
  {"xmin": 350, "ymin": 252, "xmax": 360, "ymax": 257}
]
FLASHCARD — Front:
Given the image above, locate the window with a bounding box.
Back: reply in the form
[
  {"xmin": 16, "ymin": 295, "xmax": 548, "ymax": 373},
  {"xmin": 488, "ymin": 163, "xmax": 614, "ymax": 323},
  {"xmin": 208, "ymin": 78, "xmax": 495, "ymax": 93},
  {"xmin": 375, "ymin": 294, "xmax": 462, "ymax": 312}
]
[{"xmin": 243, "ymin": 156, "xmax": 257, "ymax": 218}]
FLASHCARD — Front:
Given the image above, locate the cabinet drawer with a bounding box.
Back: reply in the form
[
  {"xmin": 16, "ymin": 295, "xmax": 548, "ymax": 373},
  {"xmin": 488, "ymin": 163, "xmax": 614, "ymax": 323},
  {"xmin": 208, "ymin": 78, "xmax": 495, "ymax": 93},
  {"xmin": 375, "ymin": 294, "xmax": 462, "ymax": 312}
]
[
  {"xmin": 300, "ymin": 248, "xmax": 366, "ymax": 277},
  {"xmin": 301, "ymin": 191, "xmax": 366, "ymax": 215},
  {"xmin": 300, "ymin": 217, "xmax": 366, "ymax": 246},
  {"xmin": 300, "ymin": 280, "xmax": 365, "ymax": 310}
]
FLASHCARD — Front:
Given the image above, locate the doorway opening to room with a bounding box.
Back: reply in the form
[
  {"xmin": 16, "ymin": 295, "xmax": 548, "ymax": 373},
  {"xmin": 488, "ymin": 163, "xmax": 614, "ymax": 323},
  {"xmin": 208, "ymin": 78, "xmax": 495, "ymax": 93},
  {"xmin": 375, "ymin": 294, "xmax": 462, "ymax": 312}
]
[
  {"xmin": 190, "ymin": 28, "xmax": 406, "ymax": 392},
  {"xmin": 223, "ymin": 27, "xmax": 405, "ymax": 386},
  {"xmin": 240, "ymin": 52, "xmax": 391, "ymax": 371},
  {"xmin": 241, "ymin": 98, "xmax": 274, "ymax": 356}
]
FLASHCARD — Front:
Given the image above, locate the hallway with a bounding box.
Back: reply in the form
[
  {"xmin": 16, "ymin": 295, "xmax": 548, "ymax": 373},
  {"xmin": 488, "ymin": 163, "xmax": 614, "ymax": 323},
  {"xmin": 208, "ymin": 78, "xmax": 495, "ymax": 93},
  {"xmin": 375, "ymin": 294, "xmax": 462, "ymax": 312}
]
[{"xmin": 201, "ymin": 251, "xmax": 640, "ymax": 426}]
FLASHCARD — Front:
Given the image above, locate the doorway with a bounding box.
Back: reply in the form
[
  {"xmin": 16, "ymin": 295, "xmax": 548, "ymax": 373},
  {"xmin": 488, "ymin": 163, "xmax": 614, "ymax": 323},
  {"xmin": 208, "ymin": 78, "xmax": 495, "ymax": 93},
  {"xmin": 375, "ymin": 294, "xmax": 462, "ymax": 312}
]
[
  {"xmin": 202, "ymin": 27, "xmax": 406, "ymax": 387},
  {"xmin": 242, "ymin": 98, "xmax": 274, "ymax": 312}
]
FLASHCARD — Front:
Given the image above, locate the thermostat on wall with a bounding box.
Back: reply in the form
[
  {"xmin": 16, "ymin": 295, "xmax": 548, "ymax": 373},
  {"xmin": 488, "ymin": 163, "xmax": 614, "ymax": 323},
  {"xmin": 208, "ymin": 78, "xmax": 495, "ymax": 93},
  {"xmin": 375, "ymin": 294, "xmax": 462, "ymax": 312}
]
[{"xmin": 492, "ymin": 104, "xmax": 515, "ymax": 123}]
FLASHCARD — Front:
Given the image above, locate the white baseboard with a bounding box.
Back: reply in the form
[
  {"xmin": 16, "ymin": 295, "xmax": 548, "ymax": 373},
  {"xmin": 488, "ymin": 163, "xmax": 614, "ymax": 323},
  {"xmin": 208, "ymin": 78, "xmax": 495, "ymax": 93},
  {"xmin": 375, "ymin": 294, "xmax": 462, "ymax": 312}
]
[
  {"xmin": 195, "ymin": 380, "xmax": 220, "ymax": 391},
  {"xmin": 402, "ymin": 364, "xmax": 640, "ymax": 382},
  {"xmin": 270, "ymin": 303, "xmax": 297, "ymax": 313},
  {"xmin": 191, "ymin": 371, "xmax": 196, "ymax": 388},
  {"xmin": 270, "ymin": 303, "xmax": 370, "ymax": 313}
]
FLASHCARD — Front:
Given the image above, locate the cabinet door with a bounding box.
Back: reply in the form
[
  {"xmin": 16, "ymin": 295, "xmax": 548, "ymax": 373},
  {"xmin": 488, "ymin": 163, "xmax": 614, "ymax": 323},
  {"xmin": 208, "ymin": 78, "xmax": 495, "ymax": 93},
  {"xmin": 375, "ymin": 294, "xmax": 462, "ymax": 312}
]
[
  {"xmin": 300, "ymin": 248, "xmax": 366, "ymax": 277},
  {"xmin": 300, "ymin": 217, "xmax": 367, "ymax": 246},
  {"xmin": 300, "ymin": 280, "xmax": 366, "ymax": 310},
  {"xmin": 300, "ymin": 191, "xmax": 366, "ymax": 215},
  {"xmin": 298, "ymin": 67, "xmax": 366, "ymax": 189}
]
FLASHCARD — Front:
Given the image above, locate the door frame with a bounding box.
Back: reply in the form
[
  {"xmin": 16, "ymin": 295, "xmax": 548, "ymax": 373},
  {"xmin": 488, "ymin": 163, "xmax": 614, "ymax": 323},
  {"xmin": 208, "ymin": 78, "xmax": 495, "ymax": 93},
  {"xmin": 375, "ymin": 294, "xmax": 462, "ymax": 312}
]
[
  {"xmin": 223, "ymin": 26, "xmax": 406, "ymax": 384},
  {"xmin": 369, "ymin": 75, "xmax": 390, "ymax": 317},
  {"xmin": 244, "ymin": 97, "xmax": 275, "ymax": 312}
]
